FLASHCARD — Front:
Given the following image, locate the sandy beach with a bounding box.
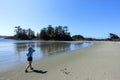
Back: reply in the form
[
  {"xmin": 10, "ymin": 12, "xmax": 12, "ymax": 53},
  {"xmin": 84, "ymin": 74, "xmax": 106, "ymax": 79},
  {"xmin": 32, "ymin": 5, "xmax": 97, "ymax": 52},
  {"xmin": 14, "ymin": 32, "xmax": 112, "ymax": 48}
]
[{"xmin": 0, "ymin": 41, "xmax": 120, "ymax": 80}]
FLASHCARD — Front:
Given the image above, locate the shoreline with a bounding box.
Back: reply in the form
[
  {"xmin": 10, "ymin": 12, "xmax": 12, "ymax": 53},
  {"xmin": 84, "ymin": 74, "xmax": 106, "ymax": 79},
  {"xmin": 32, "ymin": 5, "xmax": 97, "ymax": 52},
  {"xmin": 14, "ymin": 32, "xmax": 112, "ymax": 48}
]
[
  {"xmin": 0, "ymin": 41, "xmax": 94, "ymax": 72},
  {"xmin": 1, "ymin": 41, "xmax": 120, "ymax": 80}
]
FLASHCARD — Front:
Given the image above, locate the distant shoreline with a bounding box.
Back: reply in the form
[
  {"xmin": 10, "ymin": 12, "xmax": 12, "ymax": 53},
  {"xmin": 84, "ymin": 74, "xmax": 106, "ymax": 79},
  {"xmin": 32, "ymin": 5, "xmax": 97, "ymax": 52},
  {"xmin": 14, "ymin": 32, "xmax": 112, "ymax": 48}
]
[{"xmin": 1, "ymin": 35, "xmax": 120, "ymax": 41}]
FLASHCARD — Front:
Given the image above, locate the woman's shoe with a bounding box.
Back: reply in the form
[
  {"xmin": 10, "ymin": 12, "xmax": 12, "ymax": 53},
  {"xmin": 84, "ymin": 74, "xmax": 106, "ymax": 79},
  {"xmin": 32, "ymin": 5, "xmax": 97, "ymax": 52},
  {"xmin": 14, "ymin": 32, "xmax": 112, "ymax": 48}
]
[
  {"xmin": 31, "ymin": 67, "xmax": 34, "ymax": 70},
  {"xmin": 25, "ymin": 70, "xmax": 28, "ymax": 73}
]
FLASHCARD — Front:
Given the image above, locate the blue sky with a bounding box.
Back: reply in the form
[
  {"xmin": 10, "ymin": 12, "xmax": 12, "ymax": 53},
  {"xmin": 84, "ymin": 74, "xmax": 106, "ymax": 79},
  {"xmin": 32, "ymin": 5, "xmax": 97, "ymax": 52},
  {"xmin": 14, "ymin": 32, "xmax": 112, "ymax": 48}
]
[{"xmin": 0, "ymin": 0, "xmax": 120, "ymax": 38}]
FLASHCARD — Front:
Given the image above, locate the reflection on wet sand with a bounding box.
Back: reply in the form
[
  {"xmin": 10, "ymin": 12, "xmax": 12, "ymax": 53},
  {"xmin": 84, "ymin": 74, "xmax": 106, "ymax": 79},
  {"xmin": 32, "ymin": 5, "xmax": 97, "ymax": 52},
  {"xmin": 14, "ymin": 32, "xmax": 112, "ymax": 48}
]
[
  {"xmin": 14, "ymin": 42, "xmax": 36, "ymax": 54},
  {"xmin": 38, "ymin": 42, "xmax": 71, "ymax": 56},
  {"xmin": 0, "ymin": 40, "xmax": 93, "ymax": 70},
  {"xmin": 14, "ymin": 41, "xmax": 89, "ymax": 57}
]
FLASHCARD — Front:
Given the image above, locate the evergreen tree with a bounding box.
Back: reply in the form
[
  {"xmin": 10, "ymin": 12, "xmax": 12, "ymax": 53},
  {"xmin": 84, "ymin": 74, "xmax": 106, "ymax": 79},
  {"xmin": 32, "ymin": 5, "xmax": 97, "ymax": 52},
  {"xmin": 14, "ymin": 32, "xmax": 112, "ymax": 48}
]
[
  {"xmin": 27, "ymin": 28, "xmax": 35, "ymax": 39},
  {"xmin": 39, "ymin": 25, "xmax": 72, "ymax": 41},
  {"xmin": 39, "ymin": 28, "xmax": 49, "ymax": 40},
  {"xmin": 72, "ymin": 35, "xmax": 84, "ymax": 40},
  {"xmin": 14, "ymin": 26, "xmax": 35, "ymax": 40},
  {"xmin": 47, "ymin": 25, "xmax": 55, "ymax": 40},
  {"xmin": 109, "ymin": 33, "xmax": 119, "ymax": 40}
]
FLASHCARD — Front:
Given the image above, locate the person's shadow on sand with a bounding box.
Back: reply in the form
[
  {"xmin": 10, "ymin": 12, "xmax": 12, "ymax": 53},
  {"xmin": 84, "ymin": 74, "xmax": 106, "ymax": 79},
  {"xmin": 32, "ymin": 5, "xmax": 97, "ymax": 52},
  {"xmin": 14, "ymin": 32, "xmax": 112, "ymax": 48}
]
[{"xmin": 33, "ymin": 69, "xmax": 48, "ymax": 74}]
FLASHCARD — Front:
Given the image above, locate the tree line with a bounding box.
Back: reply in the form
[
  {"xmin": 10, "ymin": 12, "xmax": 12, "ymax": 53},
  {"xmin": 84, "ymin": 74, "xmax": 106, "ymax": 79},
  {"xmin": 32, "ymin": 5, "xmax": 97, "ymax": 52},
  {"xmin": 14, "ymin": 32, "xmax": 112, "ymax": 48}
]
[
  {"xmin": 108, "ymin": 33, "xmax": 120, "ymax": 41},
  {"xmin": 13, "ymin": 25, "xmax": 120, "ymax": 41},
  {"xmin": 14, "ymin": 26, "xmax": 36, "ymax": 40},
  {"xmin": 14, "ymin": 25, "xmax": 72, "ymax": 41},
  {"xmin": 37, "ymin": 25, "xmax": 72, "ymax": 40}
]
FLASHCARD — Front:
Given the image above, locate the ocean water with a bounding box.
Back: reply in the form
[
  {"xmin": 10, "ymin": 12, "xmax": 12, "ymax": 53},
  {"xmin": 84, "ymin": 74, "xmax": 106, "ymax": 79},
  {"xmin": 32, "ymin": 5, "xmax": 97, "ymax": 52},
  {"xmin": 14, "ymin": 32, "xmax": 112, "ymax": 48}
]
[{"xmin": 0, "ymin": 38, "xmax": 94, "ymax": 69}]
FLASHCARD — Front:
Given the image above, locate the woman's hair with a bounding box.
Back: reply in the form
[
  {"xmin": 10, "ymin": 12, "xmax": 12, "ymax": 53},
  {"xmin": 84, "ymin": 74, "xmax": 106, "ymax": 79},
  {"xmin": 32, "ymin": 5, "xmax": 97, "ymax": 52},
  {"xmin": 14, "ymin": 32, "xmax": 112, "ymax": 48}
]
[{"xmin": 28, "ymin": 47, "xmax": 32, "ymax": 51}]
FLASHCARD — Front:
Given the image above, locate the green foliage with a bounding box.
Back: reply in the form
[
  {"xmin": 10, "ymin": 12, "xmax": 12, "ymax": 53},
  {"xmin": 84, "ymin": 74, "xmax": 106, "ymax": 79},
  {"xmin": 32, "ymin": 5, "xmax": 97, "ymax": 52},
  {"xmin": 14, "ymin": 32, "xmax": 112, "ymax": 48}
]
[
  {"xmin": 39, "ymin": 28, "xmax": 49, "ymax": 40},
  {"xmin": 109, "ymin": 33, "xmax": 119, "ymax": 40},
  {"xmin": 13, "ymin": 26, "xmax": 120, "ymax": 41},
  {"xmin": 72, "ymin": 35, "xmax": 84, "ymax": 40},
  {"xmin": 38, "ymin": 25, "xmax": 72, "ymax": 41},
  {"xmin": 14, "ymin": 26, "xmax": 35, "ymax": 40}
]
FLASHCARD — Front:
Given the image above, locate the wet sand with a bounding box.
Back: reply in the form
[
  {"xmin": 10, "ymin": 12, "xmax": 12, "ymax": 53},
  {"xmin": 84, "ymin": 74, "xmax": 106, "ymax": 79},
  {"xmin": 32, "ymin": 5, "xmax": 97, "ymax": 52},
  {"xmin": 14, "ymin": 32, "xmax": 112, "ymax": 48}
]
[{"xmin": 0, "ymin": 41, "xmax": 120, "ymax": 80}]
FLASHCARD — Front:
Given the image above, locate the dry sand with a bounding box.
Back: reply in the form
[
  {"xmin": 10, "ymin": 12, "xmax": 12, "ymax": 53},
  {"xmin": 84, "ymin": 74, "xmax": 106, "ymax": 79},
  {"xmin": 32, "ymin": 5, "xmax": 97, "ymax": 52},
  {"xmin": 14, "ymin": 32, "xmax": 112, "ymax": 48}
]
[{"xmin": 0, "ymin": 41, "xmax": 120, "ymax": 80}]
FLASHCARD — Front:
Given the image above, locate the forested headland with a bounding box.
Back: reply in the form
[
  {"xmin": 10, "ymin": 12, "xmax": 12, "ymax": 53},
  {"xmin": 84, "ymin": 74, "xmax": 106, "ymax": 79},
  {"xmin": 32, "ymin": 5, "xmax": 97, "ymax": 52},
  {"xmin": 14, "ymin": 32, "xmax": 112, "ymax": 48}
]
[
  {"xmin": 13, "ymin": 25, "xmax": 72, "ymax": 41},
  {"xmin": 3, "ymin": 25, "xmax": 120, "ymax": 41}
]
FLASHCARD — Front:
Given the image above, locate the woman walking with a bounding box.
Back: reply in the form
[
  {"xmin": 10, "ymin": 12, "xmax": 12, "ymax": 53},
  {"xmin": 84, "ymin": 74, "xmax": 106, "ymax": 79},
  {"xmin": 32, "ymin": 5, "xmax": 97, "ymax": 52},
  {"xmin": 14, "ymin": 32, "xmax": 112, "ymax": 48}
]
[{"xmin": 25, "ymin": 47, "xmax": 35, "ymax": 73}]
